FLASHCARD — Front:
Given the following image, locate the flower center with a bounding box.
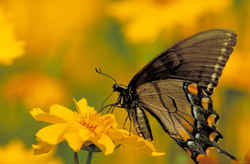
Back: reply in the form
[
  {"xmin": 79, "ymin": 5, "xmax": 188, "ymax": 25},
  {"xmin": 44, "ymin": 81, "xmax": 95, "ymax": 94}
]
[
  {"xmin": 79, "ymin": 114, "xmax": 99, "ymax": 132},
  {"xmin": 80, "ymin": 121, "xmax": 97, "ymax": 131}
]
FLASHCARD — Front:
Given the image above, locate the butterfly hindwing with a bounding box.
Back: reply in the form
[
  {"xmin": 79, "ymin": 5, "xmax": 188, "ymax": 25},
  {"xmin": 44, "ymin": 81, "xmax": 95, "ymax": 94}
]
[
  {"xmin": 136, "ymin": 79, "xmax": 236, "ymax": 163},
  {"xmin": 137, "ymin": 79, "xmax": 195, "ymax": 141}
]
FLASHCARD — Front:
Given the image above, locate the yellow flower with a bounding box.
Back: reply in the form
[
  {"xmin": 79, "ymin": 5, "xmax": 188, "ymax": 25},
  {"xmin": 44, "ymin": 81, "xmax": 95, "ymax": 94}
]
[
  {"xmin": 107, "ymin": 128, "xmax": 164, "ymax": 156},
  {"xmin": 31, "ymin": 98, "xmax": 164, "ymax": 156},
  {"xmin": 108, "ymin": 0, "xmax": 232, "ymax": 43},
  {"xmin": 0, "ymin": 140, "xmax": 62, "ymax": 164},
  {"xmin": 236, "ymin": 116, "xmax": 250, "ymax": 158},
  {"xmin": 3, "ymin": 72, "xmax": 69, "ymax": 109},
  {"xmin": 0, "ymin": 8, "xmax": 25, "ymax": 65}
]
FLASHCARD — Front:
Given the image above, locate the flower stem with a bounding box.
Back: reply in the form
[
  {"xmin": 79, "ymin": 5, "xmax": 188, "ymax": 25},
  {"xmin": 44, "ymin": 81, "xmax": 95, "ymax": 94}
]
[
  {"xmin": 86, "ymin": 152, "xmax": 93, "ymax": 164},
  {"xmin": 74, "ymin": 152, "xmax": 80, "ymax": 164}
]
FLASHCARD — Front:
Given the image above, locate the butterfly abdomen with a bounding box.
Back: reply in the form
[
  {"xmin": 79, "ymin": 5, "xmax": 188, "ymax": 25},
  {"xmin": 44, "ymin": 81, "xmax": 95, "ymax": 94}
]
[{"xmin": 134, "ymin": 107, "xmax": 153, "ymax": 141}]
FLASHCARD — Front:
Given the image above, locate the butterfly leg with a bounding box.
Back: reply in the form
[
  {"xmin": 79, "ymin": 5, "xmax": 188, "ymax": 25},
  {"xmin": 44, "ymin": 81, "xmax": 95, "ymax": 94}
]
[
  {"xmin": 127, "ymin": 110, "xmax": 133, "ymax": 136},
  {"xmin": 99, "ymin": 95, "xmax": 122, "ymax": 113},
  {"xmin": 123, "ymin": 115, "xmax": 129, "ymax": 129}
]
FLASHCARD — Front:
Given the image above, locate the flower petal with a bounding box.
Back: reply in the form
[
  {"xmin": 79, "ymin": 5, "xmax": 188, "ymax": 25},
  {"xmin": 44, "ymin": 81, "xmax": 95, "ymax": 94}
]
[
  {"xmin": 64, "ymin": 130, "xmax": 87, "ymax": 152},
  {"xmin": 78, "ymin": 128, "xmax": 93, "ymax": 140},
  {"xmin": 73, "ymin": 98, "xmax": 96, "ymax": 115},
  {"xmin": 121, "ymin": 135, "xmax": 165, "ymax": 156},
  {"xmin": 49, "ymin": 104, "xmax": 76, "ymax": 121},
  {"xmin": 30, "ymin": 108, "xmax": 65, "ymax": 124},
  {"xmin": 91, "ymin": 134, "xmax": 115, "ymax": 155},
  {"xmin": 107, "ymin": 129, "xmax": 130, "ymax": 144},
  {"xmin": 36, "ymin": 123, "xmax": 67, "ymax": 145},
  {"xmin": 96, "ymin": 114, "xmax": 117, "ymax": 134},
  {"xmin": 108, "ymin": 129, "xmax": 164, "ymax": 156},
  {"xmin": 32, "ymin": 142, "xmax": 55, "ymax": 155}
]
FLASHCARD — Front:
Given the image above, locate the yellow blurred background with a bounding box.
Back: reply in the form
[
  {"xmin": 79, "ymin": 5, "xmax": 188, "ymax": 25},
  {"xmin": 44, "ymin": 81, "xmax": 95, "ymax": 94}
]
[{"xmin": 0, "ymin": 0, "xmax": 249, "ymax": 163}]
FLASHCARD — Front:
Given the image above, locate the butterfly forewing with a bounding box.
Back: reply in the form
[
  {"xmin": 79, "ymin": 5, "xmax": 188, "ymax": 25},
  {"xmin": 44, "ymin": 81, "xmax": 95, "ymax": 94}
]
[{"xmin": 129, "ymin": 29, "xmax": 237, "ymax": 95}]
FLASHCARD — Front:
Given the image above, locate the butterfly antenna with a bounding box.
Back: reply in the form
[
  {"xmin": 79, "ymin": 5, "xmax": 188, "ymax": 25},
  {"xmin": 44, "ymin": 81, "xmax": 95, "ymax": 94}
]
[{"xmin": 95, "ymin": 67, "xmax": 118, "ymax": 84}]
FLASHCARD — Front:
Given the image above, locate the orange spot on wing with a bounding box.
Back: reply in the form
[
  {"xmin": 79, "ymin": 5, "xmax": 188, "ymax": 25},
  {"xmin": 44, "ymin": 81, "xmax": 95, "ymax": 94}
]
[
  {"xmin": 207, "ymin": 114, "xmax": 216, "ymax": 126},
  {"xmin": 187, "ymin": 83, "xmax": 198, "ymax": 95},
  {"xmin": 209, "ymin": 132, "xmax": 218, "ymax": 141},
  {"xmin": 184, "ymin": 108, "xmax": 195, "ymax": 124},
  {"xmin": 196, "ymin": 154, "xmax": 206, "ymax": 162},
  {"xmin": 179, "ymin": 117, "xmax": 194, "ymax": 132},
  {"xmin": 206, "ymin": 147, "xmax": 214, "ymax": 154},
  {"xmin": 201, "ymin": 97, "xmax": 209, "ymax": 109},
  {"xmin": 179, "ymin": 128, "xmax": 191, "ymax": 141}
]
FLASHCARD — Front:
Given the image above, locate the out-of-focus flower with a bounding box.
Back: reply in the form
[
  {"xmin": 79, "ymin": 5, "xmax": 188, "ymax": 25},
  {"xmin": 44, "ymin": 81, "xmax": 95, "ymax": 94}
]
[
  {"xmin": 0, "ymin": 8, "xmax": 25, "ymax": 65},
  {"xmin": 0, "ymin": 0, "xmax": 103, "ymax": 54},
  {"xmin": 108, "ymin": 0, "xmax": 232, "ymax": 43},
  {"xmin": 221, "ymin": 51, "xmax": 250, "ymax": 92},
  {"xmin": 232, "ymin": 151, "xmax": 250, "ymax": 164},
  {"xmin": 31, "ymin": 98, "xmax": 164, "ymax": 156},
  {"xmin": 62, "ymin": 41, "xmax": 133, "ymax": 88},
  {"xmin": 0, "ymin": 140, "xmax": 62, "ymax": 164},
  {"xmin": 236, "ymin": 116, "xmax": 250, "ymax": 157},
  {"xmin": 2, "ymin": 72, "xmax": 69, "ymax": 109},
  {"xmin": 220, "ymin": 16, "xmax": 250, "ymax": 91}
]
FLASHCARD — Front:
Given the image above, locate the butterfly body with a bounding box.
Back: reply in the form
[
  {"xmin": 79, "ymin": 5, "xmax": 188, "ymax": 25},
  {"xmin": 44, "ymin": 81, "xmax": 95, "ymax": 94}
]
[
  {"xmin": 104, "ymin": 29, "xmax": 237, "ymax": 163},
  {"xmin": 112, "ymin": 84, "xmax": 153, "ymax": 140},
  {"xmin": 112, "ymin": 84, "xmax": 134, "ymax": 109}
]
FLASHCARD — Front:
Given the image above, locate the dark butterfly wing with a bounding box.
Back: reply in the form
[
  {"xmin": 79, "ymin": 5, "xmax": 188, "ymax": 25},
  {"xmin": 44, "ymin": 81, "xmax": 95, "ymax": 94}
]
[
  {"xmin": 129, "ymin": 29, "xmax": 237, "ymax": 95},
  {"xmin": 136, "ymin": 79, "xmax": 236, "ymax": 163}
]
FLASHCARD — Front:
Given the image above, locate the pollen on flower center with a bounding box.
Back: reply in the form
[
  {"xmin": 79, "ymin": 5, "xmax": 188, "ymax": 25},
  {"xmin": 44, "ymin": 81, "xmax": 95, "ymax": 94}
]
[
  {"xmin": 80, "ymin": 120, "xmax": 97, "ymax": 131},
  {"xmin": 78, "ymin": 113, "xmax": 99, "ymax": 132}
]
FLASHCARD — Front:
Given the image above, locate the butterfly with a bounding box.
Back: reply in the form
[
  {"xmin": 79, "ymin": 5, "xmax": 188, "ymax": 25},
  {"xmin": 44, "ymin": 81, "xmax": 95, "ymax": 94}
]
[{"xmin": 97, "ymin": 29, "xmax": 237, "ymax": 164}]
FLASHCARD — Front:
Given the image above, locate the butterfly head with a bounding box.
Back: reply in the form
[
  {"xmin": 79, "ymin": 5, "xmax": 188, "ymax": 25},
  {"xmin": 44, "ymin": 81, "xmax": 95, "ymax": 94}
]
[{"xmin": 112, "ymin": 84, "xmax": 126, "ymax": 93}]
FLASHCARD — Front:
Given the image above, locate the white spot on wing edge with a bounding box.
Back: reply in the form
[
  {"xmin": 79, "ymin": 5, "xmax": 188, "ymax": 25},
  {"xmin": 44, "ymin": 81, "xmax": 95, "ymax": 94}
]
[
  {"xmin": 226, "ymin": 32, "xmax": 232, "ymax": 37},
  {"xmin": 211, "ymin": 73, "xmax": 217, "ymax": 81},
  {"xmin": 214, "ymin": 64, "xmax": 221, "ymax": 72},
  {"xmin": 207, "ymin": 83, "xmax": 213, "ymax": 91},
  {"xmin": 217, "ymin": 56, "xmax": 224, "ymax": 61},
  {"xmin": 221, "ymin": 48, "xmax": 227, "ymax": 54}
]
